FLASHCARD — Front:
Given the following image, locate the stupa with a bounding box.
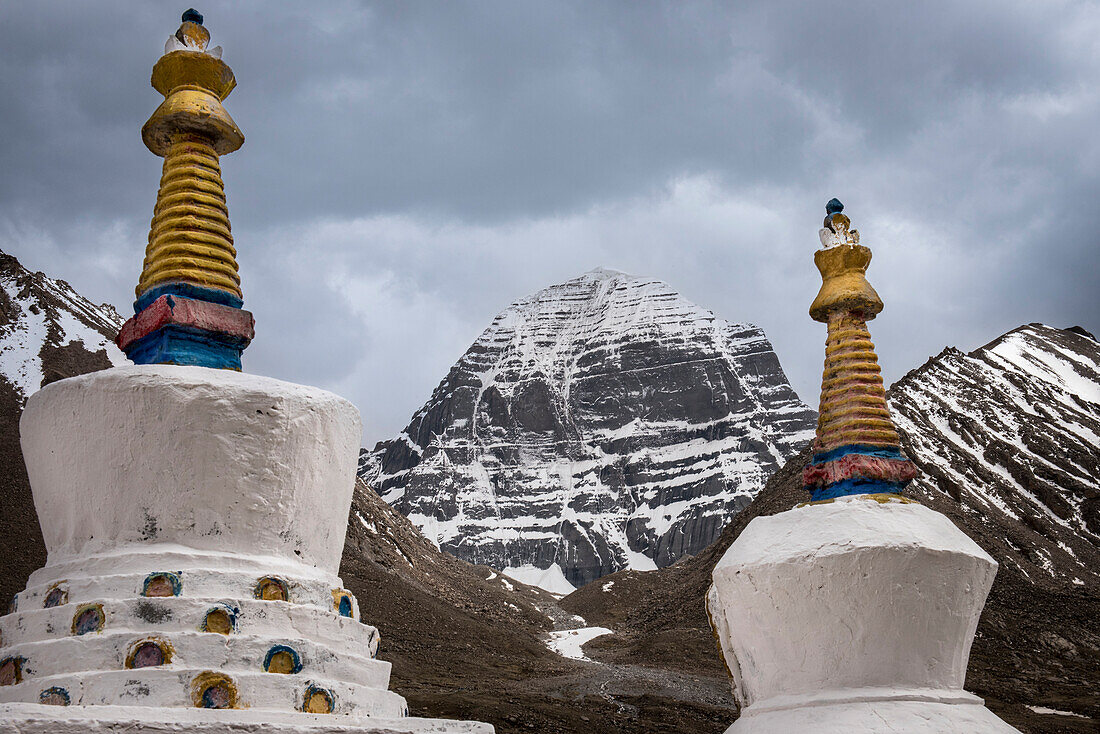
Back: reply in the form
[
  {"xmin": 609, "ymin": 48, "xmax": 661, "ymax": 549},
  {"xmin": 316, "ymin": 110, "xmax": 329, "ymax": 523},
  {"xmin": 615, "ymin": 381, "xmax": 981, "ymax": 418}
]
[
  {"xmin": 0, "ymin": 10, "xmax": 491, "ymax": 733},
  {"xmin": 705, "ymin": 201, "xmax": 1020, "ymax": 733}
]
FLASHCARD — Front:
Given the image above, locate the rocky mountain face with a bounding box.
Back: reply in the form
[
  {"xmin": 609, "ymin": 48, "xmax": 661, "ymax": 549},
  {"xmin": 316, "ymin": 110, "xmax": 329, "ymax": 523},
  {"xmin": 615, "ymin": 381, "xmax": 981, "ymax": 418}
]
[
  {"xmin": 0, "ymin": 249, "xmax": 125, "ymax": 605},
  {"xmin": 563, "ymin": 323, "xmax": 1100, "ymax": 734},
  {"xmin": 360, "ymin": 268, "xmax": 816, "ymax": 589},
  {"xmin": 890, "ymin": 323, "xmax": 1100, "ymax": 588}
]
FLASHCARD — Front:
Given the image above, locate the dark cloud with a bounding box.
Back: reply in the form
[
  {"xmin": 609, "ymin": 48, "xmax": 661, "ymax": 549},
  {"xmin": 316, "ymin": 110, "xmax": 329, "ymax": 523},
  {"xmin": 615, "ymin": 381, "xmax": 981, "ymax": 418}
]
[{"xmin": 1, "ymin": 1, "xmax": 1097, "ymax": 439}]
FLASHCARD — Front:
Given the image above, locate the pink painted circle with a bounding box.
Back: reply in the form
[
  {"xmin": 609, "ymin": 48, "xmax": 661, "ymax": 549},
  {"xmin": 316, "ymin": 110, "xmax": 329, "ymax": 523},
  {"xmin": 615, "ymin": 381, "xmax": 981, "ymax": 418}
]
[
  {"xmin": 131, "ymin": 642, "xmax": 166, "ymax": 668},
  {"xmin": 0, "ymin": 658, "xmax": 21, "ymax": 686}
]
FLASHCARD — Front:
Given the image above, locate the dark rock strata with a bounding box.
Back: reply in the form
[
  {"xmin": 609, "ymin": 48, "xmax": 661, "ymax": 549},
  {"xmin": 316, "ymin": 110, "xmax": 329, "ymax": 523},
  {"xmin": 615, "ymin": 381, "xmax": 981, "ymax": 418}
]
[{"xmin": 361, "ymin": 268, "xmax": 815, "ymax": 587}]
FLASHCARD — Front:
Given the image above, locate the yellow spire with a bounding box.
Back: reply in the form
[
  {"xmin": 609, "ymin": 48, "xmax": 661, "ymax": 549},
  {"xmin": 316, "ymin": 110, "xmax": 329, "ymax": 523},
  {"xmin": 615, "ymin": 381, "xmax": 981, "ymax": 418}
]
[
  {"xmin": 116, "ymin": 10, "xmax": 254, "ymax": 371},
  {"xmin": 810, "ymin": 202, "xmax": 896, "ymax": 452},
  {"xmin": 802, "ymin": 199, "xmax": 916, "ymax": 500},
  {"xmin": 136, "ymin": 10, "xmax": 243, "ymax": 301}
]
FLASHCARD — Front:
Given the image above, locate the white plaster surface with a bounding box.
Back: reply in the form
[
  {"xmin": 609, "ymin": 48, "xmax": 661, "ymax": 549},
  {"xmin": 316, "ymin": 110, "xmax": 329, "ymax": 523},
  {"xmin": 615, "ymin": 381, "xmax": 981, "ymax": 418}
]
[
  {"xmin": 0, "ymin": 670, "xmax": 405, "ymax": 715},
  {"xmin": 0, "ymin": 703, "xmax": 494, "ymax": 733},
  {"xmin": 17, "ymin": 554, "xmax": 361, "ymax": 618},
  {"xmin": 1, "ymin": 631, "xmax": 388, "ymax": 685},
  {"xmin": 21, "ymin": 365, "xmax": 361, "ymax": 573},
  {"xmin": 707, "ymin": 496, "xmax": 1020, "ymax": 733},
  {"xmin": 724, "ymin": 697, "xmax": 1020, "ymax": 733},
  {"xmin": 1, "ymin": 366, "xmax": 492, "ymax": 731},
  {"xmin": 3, "ymin": 598, "xmax": 376, "ymax": 653}
]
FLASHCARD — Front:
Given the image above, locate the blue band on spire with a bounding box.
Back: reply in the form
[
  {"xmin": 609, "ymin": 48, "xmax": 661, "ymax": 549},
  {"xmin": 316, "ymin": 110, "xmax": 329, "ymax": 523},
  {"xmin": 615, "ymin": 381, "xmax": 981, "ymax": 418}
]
[
  {"xmin": 135, "ymin": 282, "xmax": 243, "ymax": 313},
  {"xmin": 807, "ymin": 478, "xmax": 909, "ymax": 502},
  {"xmin": 123, "ymin": 325, "xmax": 245, "ymax": 370},
  {"xmin": 811, "ymin": 444, "xmax": 908, "ymax": 465}
]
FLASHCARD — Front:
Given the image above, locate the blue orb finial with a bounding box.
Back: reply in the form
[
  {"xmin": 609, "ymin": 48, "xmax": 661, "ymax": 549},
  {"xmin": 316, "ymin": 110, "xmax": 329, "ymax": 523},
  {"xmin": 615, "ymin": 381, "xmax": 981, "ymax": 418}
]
[
  {"xmin": 182, "ymin": 8, "xmax": 203, "ymax": 25},
  {"xmin": 826, "ymin": 198, "xmax": 844, "ymax": 215}
]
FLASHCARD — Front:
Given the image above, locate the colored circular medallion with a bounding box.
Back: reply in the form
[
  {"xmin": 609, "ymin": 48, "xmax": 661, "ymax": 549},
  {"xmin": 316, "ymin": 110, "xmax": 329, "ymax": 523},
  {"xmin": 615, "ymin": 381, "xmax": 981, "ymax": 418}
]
[
  {"xmin": 201, "ymin": 605, "xmax": 236, "ymax": 635},
  {"xmin": 43, "ymin": 584, "xmax": 68, "ymax": 608},
  {"xmin": 332, "ymin": 589, "xmax": 354, "ymax": 618},
  {"xmin": 127, "ymin": 638, "xmax": 172, "ymax": 669},
  {"xmin": 71, "ymin": 603, "xmax": 106, "ymax": 635},
  {"xmin": 254, "ymin": 576, "xmax": 289, "ymax": 601},
  {"xmin": 0, "ymin": 657, "xmax": 23, "ymax": 686},
  {"xmin": 39, "ymin": 687, "xmax": 70, "ymax": 706},
  {"xmin": 191, "ymin": 671, "xmax": 239, "ymax": 709},
  {"xmin": 263, "ymin": 644, "xmax": 302, "ymax": 674},
  {"xmin": 142, "ymin": 572, "xmax": 182, "ymax": 597},
  {"xmin": 302, "ymin": 684, "xmax": 334, "ymax": 713}
]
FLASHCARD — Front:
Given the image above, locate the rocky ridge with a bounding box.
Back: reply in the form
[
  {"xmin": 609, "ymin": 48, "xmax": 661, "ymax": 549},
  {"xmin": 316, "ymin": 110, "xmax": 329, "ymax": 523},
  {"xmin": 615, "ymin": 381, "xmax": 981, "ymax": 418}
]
[
  {"xmin": 360, "ymin": 268, "xmax": 816, "ymax": 589},
  {"xmin": 890, "ymin": 323, "xmax": 1100, "ymax": 588}
]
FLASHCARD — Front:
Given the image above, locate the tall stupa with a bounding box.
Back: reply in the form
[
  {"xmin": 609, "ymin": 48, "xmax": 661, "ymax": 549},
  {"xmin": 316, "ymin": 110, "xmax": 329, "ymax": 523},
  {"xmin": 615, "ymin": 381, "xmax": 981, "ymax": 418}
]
[
  {"xmin": 0, "ymin": 10, "xmax": 490, "ymax": 733},
  {"xmin": 705, "ymin": 201, "xmax": 1020, "ymax": 733}
]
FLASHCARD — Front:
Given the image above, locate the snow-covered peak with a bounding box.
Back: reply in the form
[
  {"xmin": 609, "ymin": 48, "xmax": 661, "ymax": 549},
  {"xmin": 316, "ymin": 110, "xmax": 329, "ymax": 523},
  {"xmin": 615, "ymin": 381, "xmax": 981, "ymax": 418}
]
[
  {"xmin": 463, "ymin": 270, "xmax": 752, "ymax": 404},
  {"xmin": 890, "ymin": 323, "xmax": 1100, "ymax": 588},
  {"xmin": 362, "ymin": 270, "xmax": 815, "ymax": 589},
  {"xmin": 0, "ymin": 251, "xmax": 126, "ymax": 402},
  {"xmin": 580, "ymin": 266, "xmax": 629, "ymax": 280}
]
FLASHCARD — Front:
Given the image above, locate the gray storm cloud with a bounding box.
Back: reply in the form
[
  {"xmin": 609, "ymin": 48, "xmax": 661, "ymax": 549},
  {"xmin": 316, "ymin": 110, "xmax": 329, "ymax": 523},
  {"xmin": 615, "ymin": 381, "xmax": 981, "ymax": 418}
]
[{"xmin": 1, "ymin": 1, "xmax": 1097, "ymax": 440}]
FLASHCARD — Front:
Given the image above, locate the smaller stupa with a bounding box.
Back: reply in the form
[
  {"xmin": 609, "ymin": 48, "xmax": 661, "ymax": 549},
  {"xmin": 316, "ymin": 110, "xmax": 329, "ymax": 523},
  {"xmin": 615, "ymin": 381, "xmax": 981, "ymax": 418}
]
[
  {"xmin": 705, "ymin": 201, "xmax": 1020, "ymax": 733},
  {"xmin": 0, "ymin": 10, "xmax": 490, "ymax": 733}
]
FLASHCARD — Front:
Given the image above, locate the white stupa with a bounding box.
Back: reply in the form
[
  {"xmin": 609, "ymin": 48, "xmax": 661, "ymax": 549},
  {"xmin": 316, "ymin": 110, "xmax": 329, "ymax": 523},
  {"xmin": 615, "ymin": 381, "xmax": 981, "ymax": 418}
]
[
  {"xmin": 706, "ymin": 201, "xmax": 1020, "ymax": 733},
  {"xmin": 0, "ymin": 10, "xmax": 490, "ymax": 733}
]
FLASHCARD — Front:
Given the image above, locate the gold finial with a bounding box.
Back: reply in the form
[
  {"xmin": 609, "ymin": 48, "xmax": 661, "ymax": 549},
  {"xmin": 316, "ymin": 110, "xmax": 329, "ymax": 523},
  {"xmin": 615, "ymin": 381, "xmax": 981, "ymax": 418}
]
[
  {"xmin": 809, "ymin": 200, "xmax": 882, "ymax": 323},
  {"xmin": 136, "ymin": 10, "xmax": 243, "ymax": 300}
]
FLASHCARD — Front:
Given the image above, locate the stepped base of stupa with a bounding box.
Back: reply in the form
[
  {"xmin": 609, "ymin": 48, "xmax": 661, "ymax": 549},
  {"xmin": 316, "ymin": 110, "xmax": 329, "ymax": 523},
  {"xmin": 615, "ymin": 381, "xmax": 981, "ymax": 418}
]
[
  {"xmin": 0, "ymin": 366, "xmax": 490, "ymax": 732},
  {"xmin": 0, "ymin": 703, "xmax": 492, "ymax": 732},
  {"xmin": 708, "ymin": 495, "xmax": 1020, "ymax": 734},
  {"xmin": 725, "ymin": 691, "xmax": 1018, "ymax": 733}
]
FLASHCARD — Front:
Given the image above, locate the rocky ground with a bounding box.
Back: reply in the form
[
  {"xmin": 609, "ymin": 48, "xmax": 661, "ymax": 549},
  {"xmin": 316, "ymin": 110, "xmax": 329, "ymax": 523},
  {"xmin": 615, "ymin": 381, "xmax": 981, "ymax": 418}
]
[{"xmin": 341, "ymin": 481, "xmax": 736, "ymax": 733}]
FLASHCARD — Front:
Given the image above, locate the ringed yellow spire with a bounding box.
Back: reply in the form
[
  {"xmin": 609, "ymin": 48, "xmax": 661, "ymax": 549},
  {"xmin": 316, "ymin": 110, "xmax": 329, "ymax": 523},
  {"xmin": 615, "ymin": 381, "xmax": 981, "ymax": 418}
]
[
  {"xmin": 137, "ymin": 9, "xmax": 243, "ymax": 301},
  {"xmin": 801, "ymin": 199, "xmax": 917, "ymax": 501},
  {"xmin": 116, "ymin": 9, "xmax": 254, "ymax": 371}
]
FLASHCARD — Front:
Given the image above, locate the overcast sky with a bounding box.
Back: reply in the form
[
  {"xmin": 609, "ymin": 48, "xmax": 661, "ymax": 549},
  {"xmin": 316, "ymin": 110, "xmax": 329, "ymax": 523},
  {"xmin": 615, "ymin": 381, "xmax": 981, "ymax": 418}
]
[{"xmin": 2, "ymin": 1, "xmax": 1097, "ymax": 443}]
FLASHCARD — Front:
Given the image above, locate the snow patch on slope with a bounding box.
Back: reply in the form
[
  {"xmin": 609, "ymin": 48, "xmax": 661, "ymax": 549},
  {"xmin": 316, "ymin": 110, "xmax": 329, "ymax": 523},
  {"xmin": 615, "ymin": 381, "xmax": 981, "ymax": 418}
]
[
  {"xmin": 0, "ymin": 255, "xmax": 125, "ymax": 401},
  {"xmin": 502, "ymin": 563, "xmax": 576, "ymax": 596},
  {"xmin": 546, "ymin": 626, "xmax": 613, "ymax": 661}
]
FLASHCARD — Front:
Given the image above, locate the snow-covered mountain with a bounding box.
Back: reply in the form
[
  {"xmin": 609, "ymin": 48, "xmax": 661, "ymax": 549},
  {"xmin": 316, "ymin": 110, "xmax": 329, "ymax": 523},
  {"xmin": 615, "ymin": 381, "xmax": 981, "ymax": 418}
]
[
  {"xmin": 890, "ymin": 323, "xmax": 1100, "ymax": 588},
  {"xmin": 360, "ymin": 268, "xmax": 816, "ymax": 590},
  {"xmin": 0, "ymin": 249, "xmax": 126, "ymax": 606},
  {"xmin": 0, "ymin": 251, "xmax": 125, "ymax": 398}
]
